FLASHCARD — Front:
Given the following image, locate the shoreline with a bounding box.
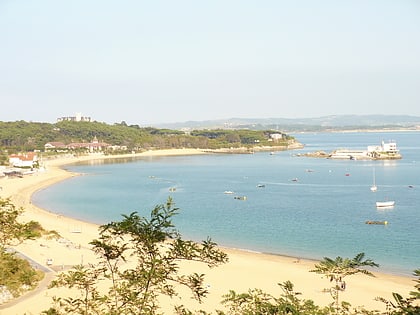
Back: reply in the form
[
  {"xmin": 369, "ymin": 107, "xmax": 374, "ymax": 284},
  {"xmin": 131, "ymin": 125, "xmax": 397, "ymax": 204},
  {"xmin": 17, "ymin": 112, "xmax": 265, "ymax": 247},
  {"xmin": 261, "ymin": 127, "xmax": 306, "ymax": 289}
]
[
  {"xmin": 290, "ymin": 128, "xmax": 420, "ymax": 134},
  {"xmin": 0, "ymin": 149, "xmax": 416, "ymax": 314}
]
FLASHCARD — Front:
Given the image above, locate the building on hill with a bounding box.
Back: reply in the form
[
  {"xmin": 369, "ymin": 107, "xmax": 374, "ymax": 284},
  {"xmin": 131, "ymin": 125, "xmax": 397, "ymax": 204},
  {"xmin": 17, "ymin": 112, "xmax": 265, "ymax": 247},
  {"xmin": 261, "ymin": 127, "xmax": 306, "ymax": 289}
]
[
  {"xmin": 269, "ymin": 133, "xmax": 284, "ymax": 141},
  {"xmin": 44, "ymin": 142, "xmax": 67, "ymax": 150},
  {"xmin": 45, "ymin": 137, "xmax": 110, "ymax": 153},
  {"xmin": 57, "ymin": 112, "xmax": 92, "ymax": 122},
  {"xmin": 67, "ymin": 136, "xmax": 110, "ymax": 152}
]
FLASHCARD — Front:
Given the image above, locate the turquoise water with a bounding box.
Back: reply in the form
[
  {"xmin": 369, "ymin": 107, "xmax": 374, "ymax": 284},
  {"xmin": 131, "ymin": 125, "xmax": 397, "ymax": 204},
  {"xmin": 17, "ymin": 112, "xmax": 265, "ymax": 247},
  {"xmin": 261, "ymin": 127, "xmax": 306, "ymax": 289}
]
[{"xmin": 33, "ymin": 132, "xmax": 420, "ymax": 276}]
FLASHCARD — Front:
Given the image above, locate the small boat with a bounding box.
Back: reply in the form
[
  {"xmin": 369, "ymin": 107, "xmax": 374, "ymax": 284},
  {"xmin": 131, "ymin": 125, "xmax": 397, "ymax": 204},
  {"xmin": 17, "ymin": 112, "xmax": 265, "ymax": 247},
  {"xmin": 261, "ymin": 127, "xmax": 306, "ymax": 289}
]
[
  {"xmin": 234, "ymin": 196, "xmax": 247, "ymax": 200},
  {"xmin": 169, "ymin": 187, "xmax": 177, "ymax": 192},
  {"xmin": 291, "ymin": 178, "xmax": 298, "ymax": 182},
  {"xmin": 376, "ymin": 201, "xmax": 395, "ymax": 208},
  {"xmin": 365, "ymin": 220, "xmax": 388, "ymax": 225},
  {"xmin": 256, "ymin": 184, "xmax": 265, "ymax": 188},
  {"xmin": 370, "ymin": 168, "xmax": 377, "ymax": 192},
  {"xmin": 224, "ymin": 190, "xmax": 234, "ymax": 194}
]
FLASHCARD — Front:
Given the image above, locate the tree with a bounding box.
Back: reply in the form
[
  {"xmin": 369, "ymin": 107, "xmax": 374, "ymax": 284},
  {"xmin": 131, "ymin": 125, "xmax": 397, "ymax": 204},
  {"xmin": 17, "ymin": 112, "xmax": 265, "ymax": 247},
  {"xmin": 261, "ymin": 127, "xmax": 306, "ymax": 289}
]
[
  {"xmin": 0, "ymin": 197, "xmax": 30, "ymax": 249},
  {"xmin": 46, "ymin": 197, "xmax": 228, "ymax": 315},
  {"xmin": 217, "ymin": 280, "xmax": 329, "ymax": 315},
  {"xmin": 0, "ymin": 198, "xmax": 45, "ymax": 297},
  {"xmin": 0, "ymin": 250, "xmax": 44, "ymax": 297},
  {"xmin": 377, "ymin": 269, "xmax": 420, "ymax": 315},
  {"xmin": 1, "ymin": 120, "xmax": 296, "ymax": 152},
  {"xmin": 310, "ymin": 252, "xmax": 379, "ymax": 314}
]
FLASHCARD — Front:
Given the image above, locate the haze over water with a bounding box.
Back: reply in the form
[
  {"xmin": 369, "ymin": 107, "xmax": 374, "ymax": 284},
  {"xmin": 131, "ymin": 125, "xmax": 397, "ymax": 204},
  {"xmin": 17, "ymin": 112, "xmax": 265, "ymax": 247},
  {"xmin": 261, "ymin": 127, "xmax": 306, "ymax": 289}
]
[{"xmin": 33, "ymin": 131, "xmax": 420, "ymax": 276}]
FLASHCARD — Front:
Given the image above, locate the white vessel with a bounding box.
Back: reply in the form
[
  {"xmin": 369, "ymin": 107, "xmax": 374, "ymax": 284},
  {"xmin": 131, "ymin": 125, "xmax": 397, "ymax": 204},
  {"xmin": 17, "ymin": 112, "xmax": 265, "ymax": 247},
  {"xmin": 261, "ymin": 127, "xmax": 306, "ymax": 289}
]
[{"xmin": 376, "ymin": 201, "xmax": 395, "ymax": 208}]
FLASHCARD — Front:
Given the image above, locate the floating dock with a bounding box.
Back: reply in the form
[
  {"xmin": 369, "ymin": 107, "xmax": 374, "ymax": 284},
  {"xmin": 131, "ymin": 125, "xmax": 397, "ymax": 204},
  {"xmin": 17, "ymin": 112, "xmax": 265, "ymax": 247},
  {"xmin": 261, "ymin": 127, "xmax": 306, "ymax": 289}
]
[{"xmin": 365, "ymin": 220, "xmax": 388, "ymax": 225}]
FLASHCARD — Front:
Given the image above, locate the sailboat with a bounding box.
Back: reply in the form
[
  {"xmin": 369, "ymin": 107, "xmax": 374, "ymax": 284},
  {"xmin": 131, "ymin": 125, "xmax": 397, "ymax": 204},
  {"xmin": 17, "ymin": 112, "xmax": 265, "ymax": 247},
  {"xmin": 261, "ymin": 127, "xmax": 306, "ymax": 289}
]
[{"xmin": 370, "ymin": 168, "xmax": 377, "ymax": 192}]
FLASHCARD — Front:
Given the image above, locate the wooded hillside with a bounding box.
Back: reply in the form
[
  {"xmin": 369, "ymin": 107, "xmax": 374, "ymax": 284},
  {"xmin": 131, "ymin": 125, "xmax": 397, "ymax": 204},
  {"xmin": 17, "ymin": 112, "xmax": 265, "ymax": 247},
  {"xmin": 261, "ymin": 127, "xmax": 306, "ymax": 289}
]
[{"xmin": 0, "ymin": 120, "xmax": 294, "ymax": 154}]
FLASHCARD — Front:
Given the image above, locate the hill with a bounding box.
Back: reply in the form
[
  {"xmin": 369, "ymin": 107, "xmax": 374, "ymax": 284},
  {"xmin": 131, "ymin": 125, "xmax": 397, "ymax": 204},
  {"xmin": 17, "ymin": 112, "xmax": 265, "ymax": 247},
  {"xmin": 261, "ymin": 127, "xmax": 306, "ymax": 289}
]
[
  {"xmin": 0, "ymin": 120, "xmax": 296, "ymax": 155},
  {"xmin": 154, "ymin": 115, "xmax": 420, "ymax": 132}
]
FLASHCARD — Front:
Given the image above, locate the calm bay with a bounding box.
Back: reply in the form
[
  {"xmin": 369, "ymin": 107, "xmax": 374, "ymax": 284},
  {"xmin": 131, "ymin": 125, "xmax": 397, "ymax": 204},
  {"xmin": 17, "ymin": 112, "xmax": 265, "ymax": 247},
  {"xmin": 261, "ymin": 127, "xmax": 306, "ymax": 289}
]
[{"xmin": 32, "ymin": 131, "xmax": 420, "ymax": 276}]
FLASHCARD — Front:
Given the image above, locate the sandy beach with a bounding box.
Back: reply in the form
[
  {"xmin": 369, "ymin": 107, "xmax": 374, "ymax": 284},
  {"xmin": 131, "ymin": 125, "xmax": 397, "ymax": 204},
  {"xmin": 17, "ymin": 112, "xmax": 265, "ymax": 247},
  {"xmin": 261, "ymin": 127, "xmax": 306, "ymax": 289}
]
[{"xmin": 0, "ymin": 149, "xmax": 416, "ymax": 314}]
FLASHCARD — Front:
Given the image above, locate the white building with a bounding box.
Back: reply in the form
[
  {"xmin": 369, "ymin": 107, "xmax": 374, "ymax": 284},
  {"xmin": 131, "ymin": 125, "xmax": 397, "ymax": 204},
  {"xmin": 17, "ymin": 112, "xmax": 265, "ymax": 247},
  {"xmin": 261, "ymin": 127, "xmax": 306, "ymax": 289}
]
[
  {"xmin": 367, "ymin": 141, "xmax": 399, "ymax": 154},
  {"xmin": 270, "ymin": 133, "xmax": 284, "ymax": 141},
  {"xmin": 330, "ymin": 140, "xmax": 400, "ymax": 160},
  {"xmin": 57, "ymin": 112, "xmax": 92, "ymax": 122},
  {"xmin": 8, "ymin": 153, "xmax": 38, "ymax": 168}
]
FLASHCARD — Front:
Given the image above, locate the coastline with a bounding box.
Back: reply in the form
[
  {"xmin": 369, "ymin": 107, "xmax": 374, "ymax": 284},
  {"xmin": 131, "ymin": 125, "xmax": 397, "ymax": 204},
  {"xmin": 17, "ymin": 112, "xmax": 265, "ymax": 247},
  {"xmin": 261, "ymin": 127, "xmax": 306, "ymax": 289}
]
[
  {"xmin": 290, "ymin": 128, "xmax": 420, "ymax": 134},
  {"xmin": 0, "ymin": 149, "xmax": 416, "ymax": 314}
]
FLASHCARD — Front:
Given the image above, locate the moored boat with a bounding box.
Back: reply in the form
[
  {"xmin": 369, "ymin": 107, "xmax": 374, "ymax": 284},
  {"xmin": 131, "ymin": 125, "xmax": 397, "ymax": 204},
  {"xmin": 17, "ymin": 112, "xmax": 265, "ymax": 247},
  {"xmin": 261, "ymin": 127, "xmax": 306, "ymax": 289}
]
[
  {"xmin": 376, "ymin": 201, "xmax": 395, "ymax": 208},
  {"xmin": 370, "ymin": 168, "xmax": 377, "ymax": 192}
]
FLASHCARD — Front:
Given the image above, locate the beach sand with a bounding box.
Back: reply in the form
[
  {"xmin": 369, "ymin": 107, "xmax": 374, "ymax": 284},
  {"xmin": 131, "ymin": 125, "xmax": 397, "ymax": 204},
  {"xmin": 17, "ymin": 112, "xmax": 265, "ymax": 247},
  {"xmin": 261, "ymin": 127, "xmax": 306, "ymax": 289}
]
[{"xmin": 0, "ymin": 149, "xmax": 416, "ymax": 314}]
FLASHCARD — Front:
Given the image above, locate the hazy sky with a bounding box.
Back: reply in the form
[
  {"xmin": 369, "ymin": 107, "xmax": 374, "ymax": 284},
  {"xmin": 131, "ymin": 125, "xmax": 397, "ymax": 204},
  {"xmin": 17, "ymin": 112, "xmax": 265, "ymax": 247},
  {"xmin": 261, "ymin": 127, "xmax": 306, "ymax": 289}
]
[{"xmin": 1, "ymin": 0, "xmax": 419, "ymax": 125}]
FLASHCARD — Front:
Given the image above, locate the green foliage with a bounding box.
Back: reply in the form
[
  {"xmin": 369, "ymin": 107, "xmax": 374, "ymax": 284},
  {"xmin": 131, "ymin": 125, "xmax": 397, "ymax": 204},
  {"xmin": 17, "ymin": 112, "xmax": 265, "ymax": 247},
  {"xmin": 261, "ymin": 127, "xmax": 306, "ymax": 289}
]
[
  {"xmin": 376, "ymin": 269, "xmax": 420, "ymax": 315},
  {"xmin": 218, "ymin": 281, "xmax": 330, "ymax": 315},
  {"xmin": 47, "ymin": 197, "xmax": 228, "ymax": 315},
  {"xmin": 0, "ymin": 149, "xmax": 8, "ymax": 165},
  {"xmin": 410, "ymin": 269, "xmax": 420, "ymax": 300},
  {"xmin": 173, "ymin": 267, "xmax": 420, "ymax": 315},
  {"xmin": 190, "ymin": 129, "xmax": 289, "ymax": 148},
  {"xmin": 0, "ymin": 198, "xmax": 26, "ymax": 248},
  {"xmin": 310, "ymin": 253, "xmax": 379, "ymax": 314},
  {"xmin": 0, "ymin": 198, "xmax": 49, "ymax": 248},
  {"xmin": 0, "ymin": 250, "xmax": 44, "ymax": 296},
  {"xmin": 48, "ymin": 265, "xmax": 106, "ymax": 315},
  {"xmin": 21, "ymin": 220, "xmax": 45, "ymax": 239},
  {"xmin": 0, "ymin": 198, "xmax": 47, "ymax": 299},
  {"xmin": 311, "ymin": 253, "xmax": 379, "ymax": 279},
  {"xmin": 0, "ymin": 120, "xmax": 295, "ymax": 152},
  {"xmin": 44, "ymin": 229, "xmax": 62, "ymax": 240},
  {"xmin": 0, "ymin": 120, "xmax": 55, "ymax": 151}
]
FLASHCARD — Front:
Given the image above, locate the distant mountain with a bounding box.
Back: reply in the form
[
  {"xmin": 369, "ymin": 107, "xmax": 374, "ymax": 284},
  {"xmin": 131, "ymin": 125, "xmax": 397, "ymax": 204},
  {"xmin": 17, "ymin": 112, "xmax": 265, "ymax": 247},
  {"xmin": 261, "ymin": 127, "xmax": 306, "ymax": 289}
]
[{"xmin": 154, "ymin": 115, "xmax": 420, "ymax": 131}]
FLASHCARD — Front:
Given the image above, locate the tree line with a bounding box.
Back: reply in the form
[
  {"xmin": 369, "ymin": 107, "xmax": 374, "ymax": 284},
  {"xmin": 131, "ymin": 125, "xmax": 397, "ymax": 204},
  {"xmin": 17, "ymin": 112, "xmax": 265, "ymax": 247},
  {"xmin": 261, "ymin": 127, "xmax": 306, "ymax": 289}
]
[{"xmin": 0, "ymin": 120, "xmax": 294, "ymax": 154}]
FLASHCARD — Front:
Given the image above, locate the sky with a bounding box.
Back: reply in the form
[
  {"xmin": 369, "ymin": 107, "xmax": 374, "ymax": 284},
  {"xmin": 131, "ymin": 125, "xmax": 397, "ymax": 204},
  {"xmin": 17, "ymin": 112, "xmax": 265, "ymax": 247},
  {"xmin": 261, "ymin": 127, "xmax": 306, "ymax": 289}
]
[{"xmin": 1, "ymin": 0, "xmax": 420, "ymax": 125}]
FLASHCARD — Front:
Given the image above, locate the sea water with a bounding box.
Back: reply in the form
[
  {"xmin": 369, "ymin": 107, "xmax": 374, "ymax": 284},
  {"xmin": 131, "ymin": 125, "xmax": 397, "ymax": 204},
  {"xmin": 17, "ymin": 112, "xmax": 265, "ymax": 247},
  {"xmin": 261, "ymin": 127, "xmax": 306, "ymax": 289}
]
[{"xmin": 32, "ymin": 131, "xmax": 420, "ymax": 276}]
